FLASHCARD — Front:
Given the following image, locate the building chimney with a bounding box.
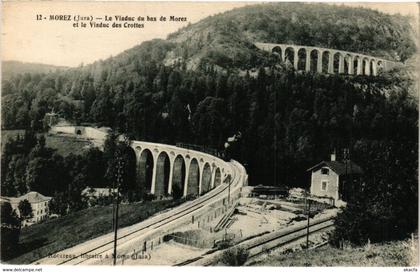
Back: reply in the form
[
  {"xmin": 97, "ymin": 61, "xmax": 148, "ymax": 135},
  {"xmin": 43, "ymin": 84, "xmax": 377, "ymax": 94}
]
[{"xmin": 331, "ymin": 151, "xmax": 336, "ymax": 161}]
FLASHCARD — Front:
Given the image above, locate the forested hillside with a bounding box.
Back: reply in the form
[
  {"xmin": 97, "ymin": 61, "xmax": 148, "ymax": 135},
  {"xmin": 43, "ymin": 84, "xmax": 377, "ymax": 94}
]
[
  {"xmin": 167, "ymin": 3, "xmax": 416, "ymax": 69},
  {"xmin": 1, "ymin": 3, "xmax": 418, "ymax": 246},
  {"xmin": 2, "ymin": 61, "xmax": 68, "ymax": 81}
]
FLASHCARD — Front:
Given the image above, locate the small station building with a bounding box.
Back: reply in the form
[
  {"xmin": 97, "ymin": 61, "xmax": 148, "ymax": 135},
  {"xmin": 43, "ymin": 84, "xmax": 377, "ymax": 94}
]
[{"xmin": 307, "ymin": 153, "xmax": 363, "ymax": 202}]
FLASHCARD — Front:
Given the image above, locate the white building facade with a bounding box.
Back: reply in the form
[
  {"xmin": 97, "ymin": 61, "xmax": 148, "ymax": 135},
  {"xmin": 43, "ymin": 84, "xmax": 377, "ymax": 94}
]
[{"xmin": 1, "ymin": 191, "xmax": 52, "ymax": 226}]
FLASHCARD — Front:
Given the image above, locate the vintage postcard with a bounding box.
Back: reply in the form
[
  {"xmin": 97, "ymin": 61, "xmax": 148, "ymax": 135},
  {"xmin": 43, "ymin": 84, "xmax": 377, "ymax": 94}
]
[{"xmin": 1, "ymin": 1, "xmax": 419, "ymax": 270}]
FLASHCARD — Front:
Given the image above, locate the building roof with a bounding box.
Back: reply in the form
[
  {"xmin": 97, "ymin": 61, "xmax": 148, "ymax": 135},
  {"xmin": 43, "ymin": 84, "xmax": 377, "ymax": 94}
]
[
  {"xmin": 307, "ymin": 160, "xmax": 363, "ymax": 175},
  {"xmin": 1, "ymin": 191, "xmax": 52, "ymax": 204},
  {"xmin": 97, "ymin": 127, "xmax": 112, "ymax": 132},
  {"xmin": 45, "ymin": 112, "xmax": 58, "ymax": 116},
  {"xmin": 81, "ymin": 187, "xmax": 117, "ymax": 197},
  {"xmin": 54, "ymin": 120, "xmax": 73, "ymax": 126},
  {"xmin": 253, "ymin": 184, "xmax": 288, "ymax": 192}
]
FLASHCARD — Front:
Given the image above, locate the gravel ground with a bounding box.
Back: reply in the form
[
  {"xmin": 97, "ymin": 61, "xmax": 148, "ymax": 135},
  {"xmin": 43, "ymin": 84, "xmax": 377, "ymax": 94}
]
[{"xmin": 123, "ymin": 240, "xmax": 207, "ymax": 265}]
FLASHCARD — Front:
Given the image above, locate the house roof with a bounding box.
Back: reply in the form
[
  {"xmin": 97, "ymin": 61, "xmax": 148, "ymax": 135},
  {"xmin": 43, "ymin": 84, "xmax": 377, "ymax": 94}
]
[
  {"xmin": 307, "ymin": 160, "xmax": 363, "ymax": 175},
  {"xmin": 2, "ymin": 191, "xmax": 52, "ymax": 204},
  {"xmin": 81, "ymin": 187, "xmax": 117, "ymax": 197},
  {"xmin": 253, "ymin": 184, "xmax": 288, "ymax": 192}
]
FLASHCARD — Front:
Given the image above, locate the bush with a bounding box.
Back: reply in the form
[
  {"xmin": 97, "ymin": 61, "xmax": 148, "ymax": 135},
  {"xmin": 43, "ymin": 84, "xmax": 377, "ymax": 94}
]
[
  {"xmin": 1, "ymin": 202, "xmax": 21, "ymax": 261},
  {"xmin": 220, "ymin": 246, "xmax": 249, "ymax": 266},
  {"xmin": 162, "ymin": 234, "xmax": 173, "ymax": 242},
  {"xmin": 185, "ymin": 194, "xmax": 197, "ymax": 201},
  {"xmin": 172, "ymin": 184, "xmax": 183, "ymax": 200},
  {"xmin": 330, "ymin": 141, "xmax": 418, "ymax": 246},
  {"xmin": 215, "ymin": 239, "xmax": 233, "ymax": 250},
  {"xmin": 330, "ymin": 193, "xmax": 418, "ymax": 247},
  {"xmin": 143, "ymin": 193, "xmax": 156, "ymax": 202},
  {"xmin": 18, "ymin": 200, "xmax": 33, "ymax": 220},
  {"xmin": 95, "ymin": 196, "xmax": 114, "ymax": 206}
]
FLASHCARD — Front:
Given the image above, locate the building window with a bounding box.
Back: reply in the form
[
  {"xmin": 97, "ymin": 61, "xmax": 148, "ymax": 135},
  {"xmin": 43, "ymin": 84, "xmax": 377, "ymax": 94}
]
[
  {"xmin": 321, "ymin": 168, "xmax": 329, "ymax": 175},
  {"xmin": 321, "ymin": 181, "xmax": 328, "ymax": 191}
]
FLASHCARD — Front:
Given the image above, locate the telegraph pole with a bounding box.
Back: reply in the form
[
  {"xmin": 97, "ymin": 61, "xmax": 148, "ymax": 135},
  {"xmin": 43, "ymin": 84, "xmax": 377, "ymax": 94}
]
[
  {"xmin": 224, "ymin": 132, "xmax": 241, "ymax": 206},
  {"xmin": 344, "ymin": 148, "xmax": 349, "ymax": 200},
  {"xmin": 224, "ymin": 140, "xmax": 231, "ymax": 205},
  {"xmin": 113, "ymin": 152, "xmax": 124, "ymax": 266},
  {"xmin": 112, "ymin": 175, "xmax": 116, "ymax": 231},
  {"xmin": 306, "ymin": 197, "xmax": 311, "ymax": 249},
  {"xmin": 227, "ymin": 175, "xmax": 231, "ymax": 205}
]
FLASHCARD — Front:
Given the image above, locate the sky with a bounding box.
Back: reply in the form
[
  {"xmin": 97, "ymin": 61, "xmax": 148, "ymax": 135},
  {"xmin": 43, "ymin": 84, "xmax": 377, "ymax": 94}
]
[{"xmin": 2, "ymin": 1, "xmax": 418, "ymax": 67}]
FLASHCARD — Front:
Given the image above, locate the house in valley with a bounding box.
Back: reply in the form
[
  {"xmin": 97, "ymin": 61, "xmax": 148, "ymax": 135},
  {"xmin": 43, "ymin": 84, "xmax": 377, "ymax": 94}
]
[
  {"xmin": 0, "ymin": 191, "xmax": 52, "ymax": 226},
  {"xmin": 307, "ymin": 153, "xmax": 363, "ymax": 203}
]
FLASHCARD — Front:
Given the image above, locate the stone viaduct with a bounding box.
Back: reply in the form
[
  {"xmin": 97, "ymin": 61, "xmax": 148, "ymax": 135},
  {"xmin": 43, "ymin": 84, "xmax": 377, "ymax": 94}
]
[
  {"xmin": 130, "ymin": 141, "xmax": 232, "ymax": 198},
  {"xmin": 254, "ymin": 42, "xmax": 401, "ymax": 76}
]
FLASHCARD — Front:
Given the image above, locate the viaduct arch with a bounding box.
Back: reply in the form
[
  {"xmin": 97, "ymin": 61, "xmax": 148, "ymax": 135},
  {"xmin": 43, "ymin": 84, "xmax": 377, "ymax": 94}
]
[
  {"xmin": 130, "ymin": 141, "xmax": 231, "ymax": 199},
  {"xmin": 255, "ymin": 42, "xmax": 401, "ymax": 76}
]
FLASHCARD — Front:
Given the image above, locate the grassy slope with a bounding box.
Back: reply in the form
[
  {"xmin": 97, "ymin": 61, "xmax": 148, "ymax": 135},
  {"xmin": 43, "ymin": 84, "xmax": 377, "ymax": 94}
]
[
  {"xmin": 1, "ymin": 130, "xmax": 90, "ymax": 156},
  {"xmin": 7, "ymin": 199, "xmax": 184, "ymax": 264},
  {"xmin": 44, "ymin": 133, "xmax": 92, "ymax": 157},
  {"xmin": 249, "ymin": 238, "xmax": 419, "ymax": 266}
]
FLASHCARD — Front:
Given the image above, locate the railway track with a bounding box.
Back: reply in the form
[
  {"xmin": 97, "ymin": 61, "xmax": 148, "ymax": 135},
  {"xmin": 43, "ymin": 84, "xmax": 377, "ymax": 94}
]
[
  {"xmin": 34, "ymin": 160, "xmax": 246, "ymax": 265},
  {"xmin": 245, "ymin": 218, "xmax": 334, "ymax": 259},
  {"xmin": 176, "ymin": 213, "xmax": 335, "ymax": 266}
]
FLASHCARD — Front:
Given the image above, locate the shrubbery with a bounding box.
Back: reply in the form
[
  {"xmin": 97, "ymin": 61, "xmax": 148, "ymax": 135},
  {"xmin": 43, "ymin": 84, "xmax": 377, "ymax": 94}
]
[
  {"xmin": 220, "ymin": 246, "xmax": 249, "ymax": 266},
  {"xmin": 1, "ymin": 202, "xmax": 21, "ymax": 260},
  {"xmin": 331, "ymin": 140, "xmax": 418, "ymax": 246}
]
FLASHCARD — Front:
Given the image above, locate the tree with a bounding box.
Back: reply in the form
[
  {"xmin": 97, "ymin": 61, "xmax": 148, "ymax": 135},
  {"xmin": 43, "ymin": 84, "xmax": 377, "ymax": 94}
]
[
  {"xmin": 25, "ymin": 156, "xmax": 63, "ymax": 196},
  {"xmin": 1, "ymin": 202, "xmax": 21, "ymax": 260},
  {"xmin": 18, "ymin": 199, "xmax": 33, "ymax": 220},
  {"xmin": 166, "ymin": 70, "xmax": 181, "ymax": 98},
  {"xmin": 84, "ymin": 148, "xmax": 106, "ymax": 187},
  {"xmin": 29, "ymin": 87, "xmax": 57, "ymax": 130},
  {"xmin": 89, "ymin": 86, "xmax": 114, "ymax": 126},
  {"xmin": 192, "ymin": 97, "xmax": 230, "ymax": 147},
  {"xmin": 104, "ymin": 133, "xmax": 139, "ymax": 201},
  {"xmin": 103, "ymin": 132, "xmax": 119, "ymax": 184},
  {"xmin": 49, "ymin": 192, "xmax": 68, "ymax": 216},
  {"xmin": 172, "ymin": 184, "xmax": 183, "ymax": 200},
  {"xmin": 169, "ymin": 89, "xmax": 191, "ymax": 142},
  {"xmin": 67, "ymin": 173, "xmax": 88, "ymax": 212},
  {"xmin": 331, "ymin": 139, "xmax": 418, "ymax": 245},
  {"xmin": 220, "ymin": 247, "xmax": 249, "ymax": 266}
]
